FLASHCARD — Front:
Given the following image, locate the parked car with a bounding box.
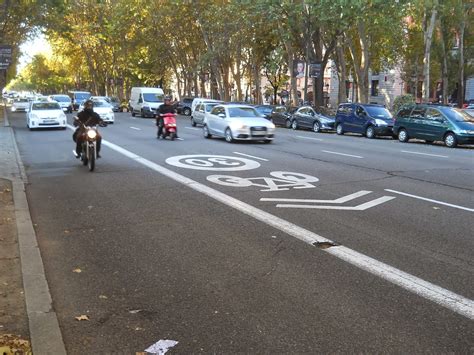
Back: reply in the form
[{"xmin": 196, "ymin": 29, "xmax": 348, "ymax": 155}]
[
  {"xmin": 254, "ymin": 105, "xmax": 275, "ymax": 121},
  {"xmin": 27, "ymin": 101, "xmax": 67, "ymax": 130},
  {"xmin": 176, "ymin": 97, "xmax": 194, "ymax": 116},
  {"xmin": 335, "ymin": 103, "xmax": 394, "ymax": 138},
  {"xmin": 393, "ymin": 104, "xmax": 474, "ymax": 148},
  {"xmin": 191, "ymin": 98, "xmax": 223, "ymax": 113},
  {"xmin": 203, "ymin": 104, "xmax": 275, "ymax": 143},
  {"xmin": 49, "ymin": 94, "xmax": 73, "ymax": 113},
  {"xmin": 129, "ymin": 87, "xmax": 164, "ymax": 118},
  {"xmin": 270, "ymin": 106, "xmax": 298, "ymax": 128},
  {"xmin": 290, "ymin": 105, "xmax": 335, "ymax": 133},
  {"xmin": 11, "ymin": 98, "xmax": 31, "ymax": 112},
  {"xmin": 78, "ymin": 98, "xmax": 115, "ymax": 123},
  {"xmin": 191, "ymin": 101, "xmax": 220, "ymax": 127}
]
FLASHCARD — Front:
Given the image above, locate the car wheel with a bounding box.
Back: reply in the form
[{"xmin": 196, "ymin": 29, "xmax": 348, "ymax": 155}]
[
  {"xmin": 313, "ymin": 121, "xmax": 321, "ymax": 133},
  {"xmin": 284, "ymin": 119, "xmax": 291, "ymax": 128},
  {"xmin": 263, "ymin": 139, "xmax": 272, "ymax": 144},
  {"xmin": 291, "ymin": 120, "xmax": 298, "ymax": 130},
  {"xmin": 183, "ymin": 107, "xmax": 191, "ymax": 116},
  {"xmin": 203, "ymin": 125, "xmax": 211, "ymax": 139},
  {"xmin": 336, "ymin": 123, "xmax": 344, "ymax": 135},
  {"xmin": 444, "ymin": 132, "xmax": 457, "ymax": 148},
  {"xmin": 225, "ymin": 128, "xmax": 234, "ymax": 143},
  {"xmin": 398, "ymin": 128, "xmax": 409, "ymax": 142},
  {"xmin": 131, "ymin": 110, "xmax": 135, "ymax": 117},
  {"xmin": 366, "ymin": 125, "xmax": 375, "ymax": 139},
  {"xmin": 191, "ymin": 117, "xmax": 197, "ymax": 127}
]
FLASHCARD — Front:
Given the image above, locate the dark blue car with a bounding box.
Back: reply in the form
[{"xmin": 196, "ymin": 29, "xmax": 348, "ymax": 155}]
[{"xmin": 335, "ymin": 103, "xmax": 394, "ymax": 138}]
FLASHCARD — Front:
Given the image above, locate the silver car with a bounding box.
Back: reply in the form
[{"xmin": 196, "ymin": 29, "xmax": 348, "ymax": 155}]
[
  {"xmin": 191, "ymin": 102, "xmax": 220, "ymax": 127},
  {"xmin": 203, "ymin": 104, "xmax": 275, "ymax": 143}
]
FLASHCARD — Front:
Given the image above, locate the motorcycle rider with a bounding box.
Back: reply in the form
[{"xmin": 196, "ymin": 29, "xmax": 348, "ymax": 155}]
[
  {"xmin": 156, "ymin": 96, "xmax": 178, "ymax": 139},
  {"xmin": 73, "ymin": 99, "xmax": 106, "ymax": 158}
]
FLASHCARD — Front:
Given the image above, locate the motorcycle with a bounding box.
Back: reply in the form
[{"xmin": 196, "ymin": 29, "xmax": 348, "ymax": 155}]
[
  {"xmin": 159, "ymin": 113, "xmax": 177, "ymax": 140},
  {"xmin": 74, "ymin": 118, "xmax": 107, "ymax": 172}
]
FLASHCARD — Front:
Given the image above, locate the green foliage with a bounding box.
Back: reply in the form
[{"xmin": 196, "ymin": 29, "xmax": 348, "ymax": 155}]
[{"xmin": 392, "ymin": 94, "xmax": 416, "ymax": 114}]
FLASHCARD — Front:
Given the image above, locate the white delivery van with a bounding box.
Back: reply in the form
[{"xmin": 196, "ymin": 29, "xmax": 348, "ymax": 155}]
[{"xmin": 129, "ymin": 87, "xmax": 165, "ymax": 118}]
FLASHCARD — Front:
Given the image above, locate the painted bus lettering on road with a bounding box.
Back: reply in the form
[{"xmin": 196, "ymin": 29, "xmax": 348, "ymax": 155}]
[
  {"xmin": 166, "ymin": 155, "xmax": 260, "ymax": 171},
  {"xmin": 207, "ymin": 171, "xmax": 319, "ymax": 191}
]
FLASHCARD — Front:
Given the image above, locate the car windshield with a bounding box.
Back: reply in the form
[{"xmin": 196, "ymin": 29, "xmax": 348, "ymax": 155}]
[
  {"xmin": 75, "ymin": 93, "xmax": 91, "ymax": 100},
  {"xmin": 443, "ymin": 108, "xmax": 474, "ymax": 123},
  {"xmin": 53, "ymin": 96, "xmax": 70, "ymax": 102},
  {"xmin": 93, "ymin": 100, "xmax": 111, "ymax": 107},
  {"xmin": 365, "ymin": 106, "xmax": 392, "ymax": 119},
  {"xmin": 228, "ymin": 107, "xmax": 259, "ymax": 118},
  {"xmin": 143, "ymin": 93, "xmax": 164, "ymax": 102},
  {"xmin": 32, "ymin": 102, "xmax": 61, "ymax": 110},
  {"xmin": 15, "ymin": 98, "xmax": 29, "ymax": 103},
  {"xmin": 256, "ymin": 106, "xmax": 272, "ymax": 115},
  {"xmin": 205, "ymin": 103, "xmax": 218, "ymax": 112}
]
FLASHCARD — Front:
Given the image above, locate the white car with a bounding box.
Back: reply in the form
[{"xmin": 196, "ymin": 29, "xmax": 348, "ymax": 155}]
[
  {"xmin": 49, "ymin": 95, "xmax": 73, "ymax": 113},
  {"xmin": 27, "ymin": 101, "xmax": 67, "ymax": 130},
  {"xmin": 191, "ymin": 102, "xmax": 221, "ymax": 127},
  {"xmin": 203, "ymin": 104, "xmax": 275, "ymax": 143},
  {"xmin": 11, "ymin": 98, "xmax": 30, "ymax": 112},
  {"xmin": 78, "ymin": 99, "xmax": 115, "ymax": 123}
]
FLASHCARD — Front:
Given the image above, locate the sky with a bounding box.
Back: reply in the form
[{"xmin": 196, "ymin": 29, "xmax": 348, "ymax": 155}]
[{"xmin": 17, "ymin": 32, "xmax": 52, "ymax": 72}]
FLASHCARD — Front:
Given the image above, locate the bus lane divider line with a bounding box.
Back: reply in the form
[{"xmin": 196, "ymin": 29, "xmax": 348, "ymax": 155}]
[{"xmin": 66, "ymin": 124, "xmax": 474, "ymax": 321}]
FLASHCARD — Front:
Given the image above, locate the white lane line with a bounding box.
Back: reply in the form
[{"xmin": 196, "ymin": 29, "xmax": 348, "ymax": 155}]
[
  {"xmin": 233, "ymin": 152, "xmax": 269, "ymax": 161},
  {"xmin": 65, "ymin": 124, "xmax": 474, "ymax": 320},
  {"xmin": 322, "ymin": 150, "xmax": 363, "ymax": 159},
  {"xmin": 185, "ymin": 127, "xmax": 200, "ymax": 130},
  {"xmin": 296, "ymin": 135, "xmax": 323, "ymax": 141},
  {"xmin": 276, "ymin": 196, "xmax": 396, "ymax": 210},
  {"xmin": 261, "ymin": 190, "xmax": 373, "ymax": 203},
  {"xmin": 401, "ymin": 150, "xmax": 449, "ymax": 158},
  {"xmin": 130, "ymin": 126, "xmax": 141, "ymax": 131},
  {"xmin": 385, "ymin": 189, "xmax": 474, "ymax": 212}
]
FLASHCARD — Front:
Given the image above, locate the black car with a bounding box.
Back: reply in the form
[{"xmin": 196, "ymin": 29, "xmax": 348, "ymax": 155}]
[
  {"xmin": 270, "ymin": 106, "xmax": 298, "ymax": 128},
  {"xmin": 107, "ymin": 96, "xmax": 121, "ymax": 112},
  {"xmin": 254, "ymin": 105, "xmax": 276, "ymax": 120},
  {"xmin": 290, "ymin": 106, "xmax": 336, "ymax": 133},
  {"xmin": 176, "ymin": 97, "xmax": 194, "ymax": 116}
]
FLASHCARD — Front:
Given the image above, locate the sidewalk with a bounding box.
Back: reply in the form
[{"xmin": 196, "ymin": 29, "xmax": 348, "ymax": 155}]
[{"xmin": 0, "ymin": 105, "xmax": 65, "ymax": 354}]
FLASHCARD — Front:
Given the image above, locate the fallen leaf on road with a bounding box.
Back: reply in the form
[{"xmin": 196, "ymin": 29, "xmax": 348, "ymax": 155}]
[
  {"xmin": 73, "ymin": 268, "xmax": 82, "ymax": 273},
  {"xmin": 99, "ymin": 295, "xmax": 108, "ymax": 299},
  {"xmin": 87, "ymin": 205, "xmax": 93, "ymax": 210},
  {"xmin": 433, "ymin": 207, "xmax": 440, "ymax": 210},
  {"xmin": 129, "ymin": 309, "xmax": 142, "ymax": 314},
  {"xmin": 64, "ymin": 230, "xmax": 70, "ymax": 234},
  {"xmin": 135, "ymin": 327, "xmax": 144, "ymax": 331},
  {"xmin": 75, "ymin": 315, "xmax": 90, "ymax": 321}
]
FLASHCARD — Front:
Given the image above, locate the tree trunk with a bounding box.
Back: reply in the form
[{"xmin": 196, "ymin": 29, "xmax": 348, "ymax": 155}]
[
  {"xmin": 458, "ymin": 14, "xmax": 465, "ymax": 108},
  {"xmin": 335, "ymin": 37, "xmax": 348, "ymax": 105},
  {"xmin": 284, "ymin": 40, "xmax": 297, "ymax": 106},
  {"xmin": 422, "ymin": 2, "xmax": 438, "ymax": 103},
  {"xmin": 438, "ymin": 21, "xmax": 449, "ymax": 104},
  {"xmin": 346, "ymin": 22, "xmax": 370, "ymax": 103}
]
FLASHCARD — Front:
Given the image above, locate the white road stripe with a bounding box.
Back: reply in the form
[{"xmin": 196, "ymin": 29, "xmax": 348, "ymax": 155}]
[
  {"xmin": 233, "ymin": 152, "xmax": 269, "ymax": 161},
  {"xmin": 296, "ymin": 135, "xmax": 323, "ymax": 141},
  {"xmin": 401, "ymin": 150, "xmax": 449, "ymax": 158},
  {"xmin": 322, "ymin": 150, "xmax": 363, "ymax": 159},
  {"xmin": 65, "ymin": 124, "xmax": 474, "ymax": 320},
  {"xmin": 276, "ymin": 196, "xmax": 396, "ymax": 210},
  {"xmin": 130, "ymin": 126, "xmax": 141, "ymax": 131},
  {"xmin": 385, "ymin": 189, "xmax": 474, "ymax": 212},
  {"xmin": 261, "ymin": 190, "xmax": 372, "ymax": 204},
  {"xmin": 185, "ymin": 127, "xmax": 200, "ymax": 130}
]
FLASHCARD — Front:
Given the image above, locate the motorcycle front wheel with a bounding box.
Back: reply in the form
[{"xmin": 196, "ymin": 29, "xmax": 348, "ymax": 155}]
[{"xmin": 88, "ymin": 144, "xmax": 95, "ymax": 171}]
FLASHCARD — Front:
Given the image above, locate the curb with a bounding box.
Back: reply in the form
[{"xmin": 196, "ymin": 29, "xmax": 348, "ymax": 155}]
[{"xmin": 3, "ymin": 106, "xmax": 67, "ymax": 354}]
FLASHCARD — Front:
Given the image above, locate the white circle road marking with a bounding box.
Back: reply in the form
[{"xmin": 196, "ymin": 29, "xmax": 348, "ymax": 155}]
[{"xmin": 165, "ymin": 155, "xmax": 261, "ymax": 171}]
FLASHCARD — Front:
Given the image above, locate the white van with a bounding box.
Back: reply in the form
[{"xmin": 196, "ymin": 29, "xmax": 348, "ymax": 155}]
[
  {"xmin": 191, "ymin": 98, "xmax": 223, "ymax": 114},
  {"xmin": 129, "ymin": 87, "xmax": 165, "ymax": 118}
]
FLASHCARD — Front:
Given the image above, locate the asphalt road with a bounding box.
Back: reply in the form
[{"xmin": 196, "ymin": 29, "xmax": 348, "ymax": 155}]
[{"xmin": 8, "ymin": 109, "xmax": 474, "ymax": 353}]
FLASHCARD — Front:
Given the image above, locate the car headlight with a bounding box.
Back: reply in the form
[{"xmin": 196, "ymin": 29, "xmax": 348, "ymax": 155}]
[
  {"xmin": 230, "ymin": 122, "xmax": 247, "ymax": 129},
  {"xmin": 87, "ymin": 130, "xmax": 97, "ymax": 139},
  {"xmin": 11, "ymin": 106, "xmax": 17, "ymax": 111},
  {"xmin": 30, "ymin": 114, "xmax": 38, "ymax": 120},
  {"xmin": 375, "ymin": 119, "xmax": 388, "ymax": 125},
  {"xmin": 268, "ymin": 123, "xmax": 276, "ymax": 129}
]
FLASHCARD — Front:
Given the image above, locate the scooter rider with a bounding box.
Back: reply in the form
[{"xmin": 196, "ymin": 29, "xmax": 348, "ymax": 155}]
[
  {"xmin": 73, "ymin": 99, "xmax": 106, "ymax": 158},
  {"xmin": 156, "ymin": 96, "xmax": 178, "ymax": 139}
]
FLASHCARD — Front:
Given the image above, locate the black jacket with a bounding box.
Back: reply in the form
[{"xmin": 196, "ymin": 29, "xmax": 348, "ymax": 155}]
[
  {"xmin": 157, "ymin": 103, "xmax": 176, "ymax": 116},
  {"xmin": 76, "ymin": 109, "xmax": 104, "ymax": 127}
]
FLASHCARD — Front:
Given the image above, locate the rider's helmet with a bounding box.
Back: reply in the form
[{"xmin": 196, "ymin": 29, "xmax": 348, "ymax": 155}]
[
  {"xmin": 84, "ymin": 99, "xmax": 94, "ymax": 110},
  {"xmin": 164, "ymin": 95, "xmax": 172, "ymax": 102}
]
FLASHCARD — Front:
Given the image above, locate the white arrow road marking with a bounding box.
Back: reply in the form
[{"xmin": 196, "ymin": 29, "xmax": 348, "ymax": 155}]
[
  {"xmin": 65, "ymin": 124, "xmax": 474, "ymax": 320},
  {"xmin": 385, "ymin": 189, "xmax": 474, "ymax": 212},
  {"xmin": 322, "ymin": 150, "xmax": 363, "ymax": 159},
  {"xmin": 233, "ymin": 152, "xmax": 269, "ymax": 161},
  {"xmin": 130, "ymin": 126, "xmax": 141, "ymax": 131},
  {"xmin": 144, "ymin": 339, "xmax": 178, "ymax": 354},
  {"xmin": 401, "ymin": 150, "xmax": 449, "ymax": 158},
  {"xmin": 276, "ymin": 196, "xmax": 396, "ymax": 210},
  {"xmin": 261, "ymin": 190, "xmax": 372, "ymax": 204}
]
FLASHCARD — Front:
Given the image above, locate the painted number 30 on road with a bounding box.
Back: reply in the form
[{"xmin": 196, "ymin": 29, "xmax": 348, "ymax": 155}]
[{"xmin": 165, "ymin": 155, "xmax": 261, "ymax": 171}]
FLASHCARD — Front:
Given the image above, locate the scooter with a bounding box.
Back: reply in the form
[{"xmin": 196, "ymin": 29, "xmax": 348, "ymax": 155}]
[
  {"xmin": 159, "ymin": 113, "xmax": 177, "ymax": 140},
  {"xmin": 74, "ymin": 118, "xmax": 107, "ymax": 172}
]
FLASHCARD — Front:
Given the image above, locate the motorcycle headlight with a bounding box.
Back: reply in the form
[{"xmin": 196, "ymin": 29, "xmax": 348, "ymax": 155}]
[
  {"xmin": 87, "ymin": 130, "xmax": 97, "ymax": 139},
  {"xmin": 375, "ymin": 119, "xmax": 388, "ymax": 125}
]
